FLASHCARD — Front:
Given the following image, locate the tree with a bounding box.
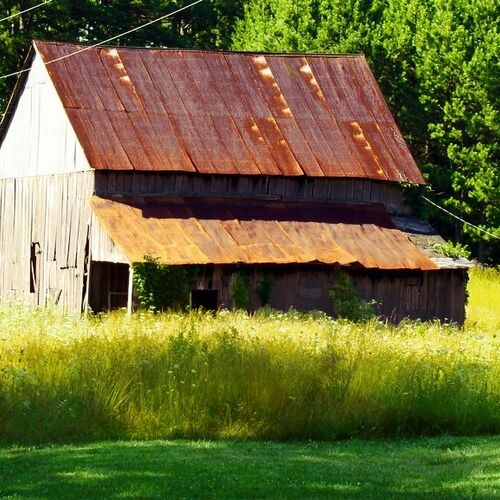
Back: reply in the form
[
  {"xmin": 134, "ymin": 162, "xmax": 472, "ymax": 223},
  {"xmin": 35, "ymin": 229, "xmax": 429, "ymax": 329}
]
[
  {"xmin": 0, "ymin": 0, "xmax": 245, "ymax": 110},
  {"xmin": 232, "ymin": 0, "xmax": 500, "ymax": 262}
]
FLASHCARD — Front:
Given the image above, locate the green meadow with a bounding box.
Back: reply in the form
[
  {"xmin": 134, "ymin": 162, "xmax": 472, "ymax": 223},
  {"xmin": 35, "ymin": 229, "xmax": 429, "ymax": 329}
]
[{"xmin": 0, "ymin": 267, "xmax": 498, "ymax": 444}]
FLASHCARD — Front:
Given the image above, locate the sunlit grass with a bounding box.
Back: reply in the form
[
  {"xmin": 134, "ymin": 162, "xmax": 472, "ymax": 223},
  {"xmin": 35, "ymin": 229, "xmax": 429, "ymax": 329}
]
[
  {"xmin": 0, "ymin": 267, "xmax": 498, "ymax": 445},
  {"xmin": 466, "ymin": 266, "xmax": 500, "ymax": 332}
]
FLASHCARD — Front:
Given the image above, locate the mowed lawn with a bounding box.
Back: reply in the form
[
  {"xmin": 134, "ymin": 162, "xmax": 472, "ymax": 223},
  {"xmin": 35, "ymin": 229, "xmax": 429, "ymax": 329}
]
[{"xmin": 1, "ymin": 436, "xmax": 499, "ymax": 498}]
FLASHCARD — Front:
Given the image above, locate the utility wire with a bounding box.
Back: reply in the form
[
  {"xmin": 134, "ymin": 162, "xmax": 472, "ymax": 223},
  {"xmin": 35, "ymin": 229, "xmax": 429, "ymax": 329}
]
[
  {"xmin": 421, "ymin": 195, "xmax": 499, "ymax": 240},
  {"xmin": 0, "ymin": 0, "xmax": 53, "ymax": 23},
  {"xmin": 0, "ymin": 0, "xmax": 207, "ymax": 81}
]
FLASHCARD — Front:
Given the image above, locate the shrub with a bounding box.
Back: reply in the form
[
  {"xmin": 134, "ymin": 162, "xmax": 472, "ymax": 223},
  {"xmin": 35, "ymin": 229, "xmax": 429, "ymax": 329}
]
[
  {"xmin": 433, "ymin": 241, "xmax": 471, "ymax": 260},
  {"xmin": 231, "ymin": 271, "xmax": 250, "ymax": 310},
  {"xmin": 257, "ymin": 273, "xmax": 273, "ymax": 306},
  {"xmin": 132, "ymin": 255, "xmax": 191, "ymax": 312},
  {"xmin": 329, "ymin": 271, "xmax": 375, "ymax": 321}
]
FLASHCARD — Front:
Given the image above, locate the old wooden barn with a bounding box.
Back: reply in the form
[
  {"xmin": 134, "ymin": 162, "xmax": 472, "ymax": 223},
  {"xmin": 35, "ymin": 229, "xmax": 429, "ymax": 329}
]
[{"xmin": 0, "ymin": 41, "xmax": 470, "ymax": 322}]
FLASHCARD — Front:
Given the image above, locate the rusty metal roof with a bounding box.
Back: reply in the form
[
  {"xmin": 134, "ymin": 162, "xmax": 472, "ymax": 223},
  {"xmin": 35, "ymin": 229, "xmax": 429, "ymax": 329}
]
[
  {"xmin": 90, "ymin": 196, "xmax": 436, "ymax": 269},
  {"xmin": 33, "ymin": 41, "xmax": 424, "ymax": 183}
]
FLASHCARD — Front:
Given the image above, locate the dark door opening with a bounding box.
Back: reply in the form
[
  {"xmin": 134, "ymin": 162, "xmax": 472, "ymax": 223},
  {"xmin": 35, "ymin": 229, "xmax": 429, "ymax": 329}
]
[
  {"xmin": 88, "ymin": 261, "xmax": 129, "ymax": 312},
  {"xmin": 29, "ymin": 242, "xmax": 40, "ymax": 294},
  {"xmin": 191, "ymin": 290, "xmax": 218, "ymax": 311}
]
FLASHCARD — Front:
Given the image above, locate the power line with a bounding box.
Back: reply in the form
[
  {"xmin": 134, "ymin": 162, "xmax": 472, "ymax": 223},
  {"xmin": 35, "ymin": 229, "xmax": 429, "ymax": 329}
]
[
  {"xmin": 0, "ymin": 0, "xmax": 207, "ymax": 81},
  {"xmin": 0, "ymin": 0, "xmax": 53, "ymax": 23},
  {"xmin": 421, "ymin": 195, "xmax": 499, "ymax": 240}
]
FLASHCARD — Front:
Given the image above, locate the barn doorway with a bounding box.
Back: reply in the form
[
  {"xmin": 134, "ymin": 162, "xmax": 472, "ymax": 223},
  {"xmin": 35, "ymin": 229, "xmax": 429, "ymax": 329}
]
[
  {"xmin": 191, "ymin": 290, "xmax": 218, "ymax": 311},
  {"xmin": 88, "ymin": 262, "xmax": 129, "ymax": 312}
]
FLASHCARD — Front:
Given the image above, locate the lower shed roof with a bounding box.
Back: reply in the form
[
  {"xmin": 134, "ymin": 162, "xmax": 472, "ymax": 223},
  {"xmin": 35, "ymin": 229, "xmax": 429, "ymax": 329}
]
[{"xmin": 90, "ymin": 196, "xmax": 437, "ymax": 271}]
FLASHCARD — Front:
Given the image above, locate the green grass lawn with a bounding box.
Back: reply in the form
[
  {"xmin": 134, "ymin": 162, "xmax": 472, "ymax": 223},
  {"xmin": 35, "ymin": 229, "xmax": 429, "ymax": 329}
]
[{"xmin": 0, "ymin": 436, "xmax": 498, "ymax": 498}]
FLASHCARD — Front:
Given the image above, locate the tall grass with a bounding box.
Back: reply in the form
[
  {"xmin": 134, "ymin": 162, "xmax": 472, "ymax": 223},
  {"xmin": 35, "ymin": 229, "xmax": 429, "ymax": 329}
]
[
  {"xmin": 0, "ymin": 268, "xmax": 498, "ymax": 444},
  {"xmin": 466, "ymin": 266, "xmax": 500, "ymax": 332}
]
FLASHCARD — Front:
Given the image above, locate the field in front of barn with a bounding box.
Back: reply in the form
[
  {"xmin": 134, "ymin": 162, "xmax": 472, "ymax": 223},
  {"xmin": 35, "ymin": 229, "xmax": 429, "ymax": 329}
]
[{"xmin": 0, "ymin": 267, "xmax": 498, "ymax": 445}]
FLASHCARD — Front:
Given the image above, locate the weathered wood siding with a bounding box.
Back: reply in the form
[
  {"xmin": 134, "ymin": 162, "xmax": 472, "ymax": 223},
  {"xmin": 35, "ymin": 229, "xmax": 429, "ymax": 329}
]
[
  {"xmin": 0, "ymin": 53, "xmax": 90, "ymax": 178},
  {"xmin": 95, "ymin": 172, "xmax": 404, "ymax": 212},
  {"xmin": 191, "ymin": 265, "xmax": 467, "ymax": 324},
  {"xmin": 352, "ymin": 269, "xmax": 467, "ymax": 324},
  {"xmin": 90, "ymin": 212, "xmax": 128, "ymax": 264},
  {"xmin": 0, "ymin": 172, "xmax": 94, "ymax": 310}
]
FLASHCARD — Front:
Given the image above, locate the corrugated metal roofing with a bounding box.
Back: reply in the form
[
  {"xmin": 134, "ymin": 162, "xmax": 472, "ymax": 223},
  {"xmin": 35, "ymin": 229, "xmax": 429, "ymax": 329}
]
[
  {"xmin": 35, "ymin": 41, "xmax": 424, "ymax": 184},
  {"xmin": 90, "ymin": 196, "xmax": 436, "ymax": 270}
]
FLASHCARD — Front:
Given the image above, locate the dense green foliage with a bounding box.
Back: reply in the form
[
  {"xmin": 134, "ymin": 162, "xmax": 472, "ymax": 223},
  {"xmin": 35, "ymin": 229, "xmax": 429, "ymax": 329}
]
[
  {"xmin": 132, "ymin": 255, "xmax": 192, "ymax": 311},
  {"xmin": 233, "ymin": 0, "xmax": 500, "ymax": 262},
  {"xmin": 1, "ymin": 437, "xmax": 499, "ymax": 498},
  {"xmin": 257, "ymin": 273, "xmax": 273, "ymax": 306},
  {"xmin": 230, "ymin": 271, "xmax": 250, "ymax": 310},
  {"xmin": 329, "ymin": 271, "xmax": 375, "ymax": 321},
  {"xmin": 0, "ymin": 268, "xmax": 498, "ymax": 445}
]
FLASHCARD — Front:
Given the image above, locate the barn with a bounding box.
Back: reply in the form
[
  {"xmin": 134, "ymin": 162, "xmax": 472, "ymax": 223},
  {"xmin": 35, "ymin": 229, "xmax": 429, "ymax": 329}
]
[{"xmin": 0, "ymin": 41, "xmax": 470, "ymax": 322}]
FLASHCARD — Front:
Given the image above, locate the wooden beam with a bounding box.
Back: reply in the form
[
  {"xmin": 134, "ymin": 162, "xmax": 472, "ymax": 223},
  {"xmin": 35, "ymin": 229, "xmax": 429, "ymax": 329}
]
[{"xmin": 127, "ymin": 265, "xmax": 134, "ymax": 314}]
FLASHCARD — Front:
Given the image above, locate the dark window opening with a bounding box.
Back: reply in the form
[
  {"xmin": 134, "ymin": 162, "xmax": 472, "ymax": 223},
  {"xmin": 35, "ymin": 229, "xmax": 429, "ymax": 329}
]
[
  {"xmin": 191, "ymin": 290, "xmax": 218, "ymax": 311},
  {"xmin": 30, "ymin": 242, "xmax": 39, "ymax": 294}
]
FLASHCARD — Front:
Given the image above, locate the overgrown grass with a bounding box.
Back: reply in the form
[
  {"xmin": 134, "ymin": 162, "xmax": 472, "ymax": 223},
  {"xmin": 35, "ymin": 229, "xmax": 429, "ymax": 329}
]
[
  {"xmin": 466, "ymin": 266, "xmax": 500, "ymax": 332},
  {"xmin": 1, "ymin": 436, "xmax": 498, "ymax": 498},
  {"xmin": 0, "ymin": 268, "xmax": 498, "ymax": 445}
]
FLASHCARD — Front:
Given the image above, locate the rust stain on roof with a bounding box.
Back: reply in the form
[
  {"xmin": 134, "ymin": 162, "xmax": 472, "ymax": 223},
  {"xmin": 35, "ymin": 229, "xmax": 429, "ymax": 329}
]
[
  {"xmin": 90, "ymin": 196, "xmax": 436, "ymax": 269},
  {"xmin": 35, "ymin": 41, "xmax": 424, "ymax": 184}
]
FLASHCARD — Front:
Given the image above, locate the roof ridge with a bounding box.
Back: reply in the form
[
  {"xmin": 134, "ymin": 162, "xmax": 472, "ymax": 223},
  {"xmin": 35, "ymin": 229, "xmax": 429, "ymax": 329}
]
[{"xmin": 33, "ymin": 39, "xmax": 366, "ymax": 58}]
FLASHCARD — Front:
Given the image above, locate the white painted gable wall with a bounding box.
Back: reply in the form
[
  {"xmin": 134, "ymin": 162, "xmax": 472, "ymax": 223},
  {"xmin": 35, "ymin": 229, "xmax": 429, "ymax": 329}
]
[{"xmin": 0, "ymin": 52, "xmax": 90, "ymax": 178}]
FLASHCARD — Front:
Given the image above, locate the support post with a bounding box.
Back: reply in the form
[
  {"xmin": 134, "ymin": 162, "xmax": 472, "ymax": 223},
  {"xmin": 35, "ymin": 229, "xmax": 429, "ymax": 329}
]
[{"xmin": 127, "ymin": 264, "xmax": 134, "ymax": 315}]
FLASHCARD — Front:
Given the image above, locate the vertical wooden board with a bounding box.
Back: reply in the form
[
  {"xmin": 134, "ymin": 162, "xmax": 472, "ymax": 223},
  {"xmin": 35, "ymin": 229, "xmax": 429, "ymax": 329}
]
[
  {"xmin": 284, "ymin": 178, "xmax": 300, "ymax": 198},
  {"xmin": 353, "ymin": 180, "xmax": 364, "ymax": 201},
  {"xmin": 362, "ymin": 180, "xmax": 372, "ymax": 203},
  {"xmin": 344, "ymin": 180, "xmax": 355, "ymax": 201}
]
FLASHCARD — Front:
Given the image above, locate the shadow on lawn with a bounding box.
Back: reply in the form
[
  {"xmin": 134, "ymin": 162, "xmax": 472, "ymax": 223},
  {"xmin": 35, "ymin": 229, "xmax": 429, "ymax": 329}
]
[{"xmin": 0, "ymin": 437, "xmax": 498, "ymax": 498}]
